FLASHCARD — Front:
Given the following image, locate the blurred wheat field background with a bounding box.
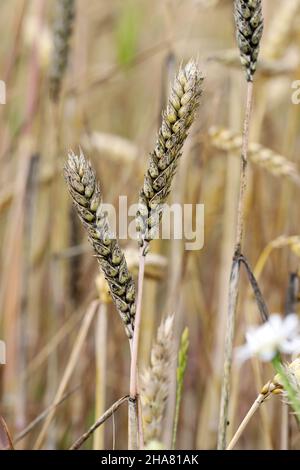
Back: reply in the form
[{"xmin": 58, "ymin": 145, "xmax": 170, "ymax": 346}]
[{"xmin": 1, "ymin": 0, "xmax": 300, "ymax": 450}]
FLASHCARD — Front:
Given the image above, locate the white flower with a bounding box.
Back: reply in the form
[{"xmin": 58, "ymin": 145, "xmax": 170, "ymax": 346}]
[{"xmin": 236, "ymin": 314, "xmax": 300, "ymax": 364}]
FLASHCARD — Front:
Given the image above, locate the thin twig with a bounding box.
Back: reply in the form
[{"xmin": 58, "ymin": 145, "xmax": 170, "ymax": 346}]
[
  {"xmin": 227, "ymin": 393, "xmax": 267, "ymax": 450},
  {"xmin": 14, "ymin": 385, "xmax": 80, "ymax": 445},
  {"xmin": 218, "ymin": 80, "xmax": 254, "ymax": 450},
  {"xmin": 70, "ymin": 396, "xmax": 129, "ymax": 450},
  {"xmin": 33, "ymin": 300, "xmax": 98, "ymax": 449}
]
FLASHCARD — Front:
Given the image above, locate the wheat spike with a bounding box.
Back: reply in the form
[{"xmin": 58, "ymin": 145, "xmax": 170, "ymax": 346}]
[
  {"xmin": 49, "ymin": 0, "xmax": 75, "ymax": 102},
  {"xmin": 262, "ymin": 358, "xmax": 300, "ymax": 420},
  {"xmin": 234, "ymin": 0, "xmax": 264, "ymax": 82},
  {"xmin": 136, "ymin": 60, "xmax": 203, "ymax": 245},
  {"xmin": 209, "ymin": 126, "xmax": 300, "ymax": 186},
  {"xmin": 141, "ymin": 315, "xmax": 174, "ymax": 443},
  {"xmin": 64, "ymin": 150, "xmax": 136, "ymax": 338}
]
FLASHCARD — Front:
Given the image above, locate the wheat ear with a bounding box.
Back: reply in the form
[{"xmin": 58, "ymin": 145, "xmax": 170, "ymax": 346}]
[
  {"xmin": 136, "ymin": 60, "xmax": 204, "ymax": 246},
  {"xmin": 141, "ymin": 315, "xmax": 174, "ymax": 444},
  {"xmin": 209, "ymin": 126, "xmax": 300, "ymax": 185},
  {"xmin": 234, "ymin": 0, "xmax": 263, "ymax": 82},
  {"xmin": 64, "ymin": 150, "xmax": 136, "ymax": 339},
  {"xmin": 49, "ymin": 0, "xmax": 75, "ymax": 101}
]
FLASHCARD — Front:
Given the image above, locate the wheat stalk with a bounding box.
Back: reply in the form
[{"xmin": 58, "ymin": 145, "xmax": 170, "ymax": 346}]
[
  {"xmin": 130, "ymin": 60, "xmax": 203, "ymax": 448},
  {"xmin": 64, "ymin": 150, "xmax": 136, "ymax": 339},
  {"xmin": 49, "ymin": 0, "xmax": 75, "ymax": 101},
  {"xmin": 234, "ymin": 0, "xmax": 263, "ymax": 82},
  {"xmin": 141, "ymin": 315, "xmax": 174, "ymax": 444},
  {"xmin": 218, "ymin": 0, "xmax": 264, "ymax": 450},
  {"xmin": 209, "ymin": 126, "xmax": 300, "ymax": 185}
]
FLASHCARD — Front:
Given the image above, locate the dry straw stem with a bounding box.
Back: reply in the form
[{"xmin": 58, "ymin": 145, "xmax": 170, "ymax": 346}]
[
  {"xmin": 217, "ymin": 82, "xmax": 253, "ymax": 450},
  {"xmin": 93, "ymin": 276, "xmax": 109, "ymax": 450},
  {"xmin": 0, "ymin": 417, "xmax": 14, "ymax": 450},
  {"xmin": 14, "ymin": 386, "xmax": 79, "ymax": 445},
  {"xmin": 234, "ymin": 0, "xmax": 263, "ymax": 82},
  {"xmin": 141, "ymin": 315, "xmax": 174, "ymax": 444},
  {"xmin": 34, "ymin": 300, "xmax": 98, "ymax": 449},
  {"xmin": 64, "ymin": 151, "xmax": 136, "ymax": 339},
  {"xmin": 70, "ymin": 395, "xmax": 129, "ymax": 450},
  {"xmin": 209, "ymin": 126, "xmax": 300, "ymax": 186},
  {"xmin": 136, "ymin": 60, "xmax": 203, "ymax": 245},
  {"xmin": 218, "ymin": 1, "xmax": 264, "ymax": 450},
  {"xmin": 49, "ymin": 0, "xmax": 75, "ymax": 101}
]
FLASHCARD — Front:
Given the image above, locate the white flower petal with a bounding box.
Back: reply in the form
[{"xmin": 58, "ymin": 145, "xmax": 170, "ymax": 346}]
[
  {"xmin": 282, "ymin": 314, "xmax": 299, "ymax": 337},
  {"xmin": 235, "ymin": 345, "xmax": 252, "ymax": 365},
  {"xmin": 258, "ymin": 348, "xmax": 277, "ymax": 362},
  {"xmin": 235, "ymin": 314, "xmax": 300, "ymax": 364}
]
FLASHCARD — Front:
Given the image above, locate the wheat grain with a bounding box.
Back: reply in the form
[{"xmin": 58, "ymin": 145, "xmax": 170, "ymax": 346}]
[
  {"xmin": 234, "ymin": 0, "xmax": 264, "ymax": 82},
  {"xmin": 209, "ymin": 126, "xmax": 300, "ymax": 185},
  {"xmin": 64, "ymin": 150, "xmax": 136, "ymax": 339},
  {"xmin": 49, "ymin": 0, "xmax": 75, "ymax": 102},
  {"xmin": 136, "ymin": 60, "xmax": 203, "ymax": 246},
  {"xmin": 141, "ymin": 315, "xmax": 174, "ymax": 443}
]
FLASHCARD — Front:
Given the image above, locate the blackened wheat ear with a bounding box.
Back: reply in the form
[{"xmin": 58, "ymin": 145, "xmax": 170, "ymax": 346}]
[
  {"xmin": 136, "ymin": 60, "xmax": 204, "ymax": 246},
  {"xmin": 64, "ymin": 151, "xmax": 136, "ymax": 338},
  {"xmin": 49, "ymin": 0, "xmax": 76, "ymax": 101},
  {"xmin": 234, "ymin": 0, "xmax": 263, "ymax": 82}
]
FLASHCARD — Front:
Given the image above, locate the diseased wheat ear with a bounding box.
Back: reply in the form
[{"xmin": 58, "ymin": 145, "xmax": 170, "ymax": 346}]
[
  {"xmin": 234, "ymin": 0, "xmax": 263, "ymax": 82},
  {"xmin": 64, "ymin": 151, "xmax": 136, "ymax": 339},
  {"xmin": 141, "ymin": 315, "xmax": 174, "ymax": 443},
  {"xmin": 49, "ymin": 0, "xmax": 75, "ymax": 102},
  {"xmin": 136, "ymin": 60, "xmax": 203, "ymax": 246}
]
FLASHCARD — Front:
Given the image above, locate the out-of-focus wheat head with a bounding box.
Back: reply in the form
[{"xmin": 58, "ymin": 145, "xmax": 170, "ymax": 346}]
[
  {"xmin": 136, "ymin": 60, "xmax": 203, "ymax": 246},
  {"xmin": 234, "ymin": 0, "xmax": 264, "ymax": 81},
  {"xmin": 64, "ymin": 150, "xmax": 136, "ymax": 338},
  {"xmin": 209, "ymin": 126, "xmax": 300, "ymax": 186},
  {"xmin": 261, "ymin": 359, "xmax": 300, "ymax": 409},
  {"xmin": 263, "ymin": 0, "xmax": 300, "ymax": 60},
  {"xmin": 141, "ymin": 315, "xmax": 174, "ymax": 443},
  {"xmin": 49, "ymin": 0, "xmax": 76, "ymax": 101},
  {"xmin": 273, "ymin": 358, "xmax": 300, "ymax": 392}
]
